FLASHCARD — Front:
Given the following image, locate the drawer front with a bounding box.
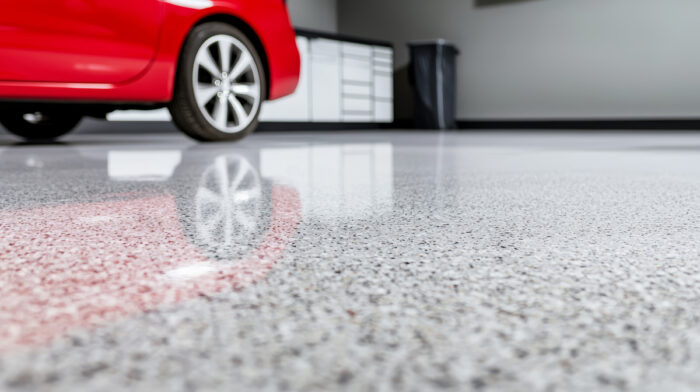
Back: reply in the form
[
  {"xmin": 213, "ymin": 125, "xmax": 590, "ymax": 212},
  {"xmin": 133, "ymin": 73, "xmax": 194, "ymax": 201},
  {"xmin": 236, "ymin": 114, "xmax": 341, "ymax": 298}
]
[
  {"xmin": 374, "ymin": 100, "xmax": 393, "ymax": 123},
  {"xmin": 311, "ymin": 38, "xmax": 340, "ymax": 56},
  {"xmin": 342, "ymin": 57, "xmax": 371, "ymax": 82},
  {"xmin": 373, "ymin": 46, "xmax": 393, "ymax": 73},
  {"xmin": 373, "ymin": 46, "xmax": 393, "ymax": 58},
  {"xmin": 373, "ymin": 74, "xmax": 393, "ymax": 99},
  {"xmin": 342, "ymin": 42, "xmax": 372, "ymax": 57},
  {"xmin": 343, "ymin": 83, "xmax": 372, "ymax": 96},
  {"xmin": 343, "ymin": 97, "xmax": 372, "ymax": 112},
  {"xmin": 373, "ymin": 62, "xmax": 392, "ymax": 74}
]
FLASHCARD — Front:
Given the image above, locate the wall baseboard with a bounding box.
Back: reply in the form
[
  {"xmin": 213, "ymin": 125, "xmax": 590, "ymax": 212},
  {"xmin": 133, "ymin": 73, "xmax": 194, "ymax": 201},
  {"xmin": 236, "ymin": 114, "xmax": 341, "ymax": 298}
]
[
  {"xmin": 75, "ymin": 118, "xmax": 700, "ymax": 135},
  {"xmin": 257, "ymin": 122, "xmax": 388, "ymax": 131},
  {"xmin": 457, "ymin": 119, "xmax": 700, "ymax": 130}
]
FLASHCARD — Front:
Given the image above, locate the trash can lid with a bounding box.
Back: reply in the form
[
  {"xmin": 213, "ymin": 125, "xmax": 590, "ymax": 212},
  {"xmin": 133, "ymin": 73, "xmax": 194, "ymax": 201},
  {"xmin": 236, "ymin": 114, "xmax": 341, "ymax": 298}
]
[{"xmin": 407, "ymin": 39, "xmax": 459, "ymax": 53}]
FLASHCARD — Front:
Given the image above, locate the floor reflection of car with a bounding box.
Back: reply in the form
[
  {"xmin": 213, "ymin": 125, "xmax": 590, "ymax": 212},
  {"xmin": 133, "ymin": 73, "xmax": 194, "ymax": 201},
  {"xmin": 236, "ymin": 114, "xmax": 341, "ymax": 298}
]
[
  {"xmin": 0, "ymin": 142, "xmax": 394, "ymax": 352},
  {"xmin": 194, "ymin": 154, "xmax": 264, "ymax": 257},
  {"xmin": 108, "ymin": 150, "xmax": 266, "ymax": 256},
  {"xmin": 0, "ymin": 0, "xmax": 300, "ymax": 142},
  {"xmin": 0, "ymin": 149, "xmax": 301, "ymax": 352}
]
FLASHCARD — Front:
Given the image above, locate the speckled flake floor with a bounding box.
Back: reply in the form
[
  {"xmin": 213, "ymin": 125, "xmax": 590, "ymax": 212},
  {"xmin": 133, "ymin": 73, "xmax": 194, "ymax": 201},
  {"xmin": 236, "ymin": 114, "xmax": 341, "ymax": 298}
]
[{"xmin": 2, "ymin": 130, "xmax": 700, "ymax": 392}]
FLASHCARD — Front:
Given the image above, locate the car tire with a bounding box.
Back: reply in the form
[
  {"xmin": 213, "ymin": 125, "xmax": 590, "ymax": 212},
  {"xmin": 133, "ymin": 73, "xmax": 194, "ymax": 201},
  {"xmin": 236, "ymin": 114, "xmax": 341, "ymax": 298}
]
[
  {"xmin": 0, "ymin": 106, "xmax": 82, "ymax": 141},
  {"xmin": 169, "ymin": 22, "xmax": 267, "ymax": 142}
]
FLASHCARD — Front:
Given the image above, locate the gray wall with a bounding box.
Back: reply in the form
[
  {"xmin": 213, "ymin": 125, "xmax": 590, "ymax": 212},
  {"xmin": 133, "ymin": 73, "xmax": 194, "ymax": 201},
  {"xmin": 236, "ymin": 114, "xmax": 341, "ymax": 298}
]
[
  {"xmin": 287, "ymin": 0, "xmax": 337, "ymax": 32},
  {"xmin": 338, "ymin": 0, "xmax": 700, "ymax": 120}
]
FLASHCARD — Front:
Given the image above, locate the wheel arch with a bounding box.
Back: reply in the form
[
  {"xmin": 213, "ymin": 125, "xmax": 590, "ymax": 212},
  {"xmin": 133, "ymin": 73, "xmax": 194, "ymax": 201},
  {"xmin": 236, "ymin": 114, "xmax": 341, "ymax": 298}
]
[{"xmin": 178, "ymin": 13, "xmax": 271, "ymax": 100}]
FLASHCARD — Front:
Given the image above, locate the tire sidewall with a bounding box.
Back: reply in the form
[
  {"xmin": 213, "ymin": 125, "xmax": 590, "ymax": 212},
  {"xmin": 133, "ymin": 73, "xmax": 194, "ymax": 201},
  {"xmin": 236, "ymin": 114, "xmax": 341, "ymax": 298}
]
[
  {"xmin": 0, "ymin": 105, "xmax": 82, "ymax": 141},
  {"xmin": 177, "ymin": 23, "xmax": 267, "ymax": 141}
]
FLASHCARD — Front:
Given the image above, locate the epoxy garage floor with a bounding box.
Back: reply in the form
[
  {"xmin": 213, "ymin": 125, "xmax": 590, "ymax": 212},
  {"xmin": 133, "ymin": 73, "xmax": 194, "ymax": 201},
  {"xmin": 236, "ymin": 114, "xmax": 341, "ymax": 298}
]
[{"xmin": 2, "ymin": 130, "xmax": 700, "ymax": 391}]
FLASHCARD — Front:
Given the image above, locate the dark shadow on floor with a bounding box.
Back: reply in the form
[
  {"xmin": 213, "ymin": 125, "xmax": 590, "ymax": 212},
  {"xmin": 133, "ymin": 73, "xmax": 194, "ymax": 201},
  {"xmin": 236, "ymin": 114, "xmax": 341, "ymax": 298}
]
[
  {"xmin": 475, "ymin": 0, "xmax": 542, "ymax": 7},
  {"xmin": 75, "ymin": 119, "xmax": 179, "ymax": 135}
]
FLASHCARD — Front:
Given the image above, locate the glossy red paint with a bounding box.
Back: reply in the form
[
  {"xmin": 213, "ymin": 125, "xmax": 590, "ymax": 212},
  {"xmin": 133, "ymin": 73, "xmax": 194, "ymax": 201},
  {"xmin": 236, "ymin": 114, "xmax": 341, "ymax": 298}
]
[{"xmin": 0, "ymin": 0, "xmax": 300, "ymax": 102}]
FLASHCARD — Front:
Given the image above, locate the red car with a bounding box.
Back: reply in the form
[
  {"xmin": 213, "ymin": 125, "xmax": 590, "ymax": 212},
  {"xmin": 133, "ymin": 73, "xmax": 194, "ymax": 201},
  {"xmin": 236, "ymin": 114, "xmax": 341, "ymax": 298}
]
[{"xmin": 0, "ymin": 0, "xmax": 300, "ymax": 141}]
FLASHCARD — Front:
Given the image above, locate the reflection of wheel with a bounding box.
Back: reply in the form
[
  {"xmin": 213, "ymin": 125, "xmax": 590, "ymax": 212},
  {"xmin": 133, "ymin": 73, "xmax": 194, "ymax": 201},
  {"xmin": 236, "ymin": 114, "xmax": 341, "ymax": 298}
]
[
  {"xmin": 195, "ymin": 155, "xmax": 262, "ymax": 256},
  {"xmin": 169, "ymin": 22, "xmax": 266, "ymax": 142},
  {"xmin": 0, "ymin": 105, "xmax": 82, "ymax": 141}
]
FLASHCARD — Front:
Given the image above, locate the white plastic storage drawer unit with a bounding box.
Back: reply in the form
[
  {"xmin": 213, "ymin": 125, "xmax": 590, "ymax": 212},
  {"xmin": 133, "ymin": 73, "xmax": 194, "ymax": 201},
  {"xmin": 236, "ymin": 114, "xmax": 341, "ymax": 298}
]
[{"xmin": 260, "ymin": 29, "xmax": 394, "ymax": 125}]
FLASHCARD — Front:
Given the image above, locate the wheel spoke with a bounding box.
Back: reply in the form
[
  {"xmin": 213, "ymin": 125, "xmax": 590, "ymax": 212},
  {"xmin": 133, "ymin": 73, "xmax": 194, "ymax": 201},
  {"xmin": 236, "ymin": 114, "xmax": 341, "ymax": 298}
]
[
  {"xmin": 195, "ymin": 83, "xmax": 218, "ymax": 107},
  {"xmin": 228, "ymin": 95, "xmax": 248, "ymax": 126},
  {"xmin": 231, "ymin": 83, "xmax": 259, "ymax": 101},
  {"xmin": 229, "ymin": 51, "xmax": 252, "ymax": 81},
  {"xmin": 197, "ymin": 187, "xmax": 221, "ymax": 205},
  {"xmin": 196, "ymin": 49, "xmax": 220, "ymax": 77},
  {"xmin": 215, "ymin": 156, "xmax": 230, "ymax": 196},
  {"xmin": 218, "ymin": 40, "xmax": 232, "ymax": 74},
  {"xmin": 212, "ymin": 96, "xmax": 229, "ymax": 129},
  {"xmin": 229, "ymin": 163, "xmax": 248, "ymax": 192}
]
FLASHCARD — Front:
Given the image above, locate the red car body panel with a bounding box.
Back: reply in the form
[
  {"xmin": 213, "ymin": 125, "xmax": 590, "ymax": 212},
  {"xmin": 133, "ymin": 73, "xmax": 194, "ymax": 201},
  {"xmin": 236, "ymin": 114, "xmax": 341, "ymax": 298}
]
[
  {"xmin": 0, "ymin": 0, "xmax": 164, "ymax": 84},
  {"xmin": 0, "ymin": 0, "xmax": 300, "ymax": 102}
]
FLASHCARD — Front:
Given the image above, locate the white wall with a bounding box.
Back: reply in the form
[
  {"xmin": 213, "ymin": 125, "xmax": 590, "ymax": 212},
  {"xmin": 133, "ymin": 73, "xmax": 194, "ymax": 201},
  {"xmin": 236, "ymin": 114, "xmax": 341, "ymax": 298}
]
[
  {"xmin": 338, "ymin": 0, "xmax": 700, "ymax": 120},
  {"xmin": 287, "ymin": 0, "xmax": 337, "ymax": 32}
]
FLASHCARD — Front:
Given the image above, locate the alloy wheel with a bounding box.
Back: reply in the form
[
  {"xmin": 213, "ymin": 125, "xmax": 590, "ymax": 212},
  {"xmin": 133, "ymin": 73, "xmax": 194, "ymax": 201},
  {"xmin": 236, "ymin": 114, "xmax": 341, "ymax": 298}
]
[{"xmin": 192, "ymin": 35, "xmax": 262, "ymax": 134}]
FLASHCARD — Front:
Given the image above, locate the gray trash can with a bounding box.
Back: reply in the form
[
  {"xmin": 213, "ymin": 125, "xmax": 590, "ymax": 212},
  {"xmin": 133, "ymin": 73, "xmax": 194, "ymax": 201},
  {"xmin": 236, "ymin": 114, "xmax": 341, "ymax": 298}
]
[{"xmin": 408, "ymin": 40, "xmax": 459, "ymax": 129}]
